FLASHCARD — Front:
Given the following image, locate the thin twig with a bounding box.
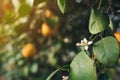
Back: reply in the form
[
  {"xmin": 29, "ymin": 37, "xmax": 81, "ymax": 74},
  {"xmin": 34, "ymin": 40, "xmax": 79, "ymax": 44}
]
[
  {"xmin": 91, "ymin": 35, "xmax": 99, "ymax": 41},
  {"xmin": 107, "ymin": 0, "xmax": 114, "ymax": 18},
  {"xmin": 97, "ymin": 0, "xmax": 103, "ymax": 10}
]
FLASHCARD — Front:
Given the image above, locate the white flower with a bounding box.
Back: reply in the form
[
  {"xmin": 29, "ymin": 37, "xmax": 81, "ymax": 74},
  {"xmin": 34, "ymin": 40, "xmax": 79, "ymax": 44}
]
[
  {"xmin": 76, "ymin": 38, "xmax": 93, "ymax": 50},
  {"xmin": 62, "ymin": 76, "xmax": 69, "ymax": 80}
]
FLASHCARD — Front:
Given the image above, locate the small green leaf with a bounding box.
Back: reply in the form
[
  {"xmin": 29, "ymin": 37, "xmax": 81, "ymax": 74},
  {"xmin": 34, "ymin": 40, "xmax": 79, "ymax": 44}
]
[
  {"xmin": 93, "ymin": 37, "xmax": 119, "ymax": 66},
  {"xmin": 57, "ymin": 0, "xmax": 74, "ymax": 13},
  {"xmin": 89, "ymin": 9, "xmax": 109, "ymax": 34},
  {"xmin": 17, "ymin": 60, "xmax": 24, "ymax": 66},
  {"xmin": 18, "ymin": 1, "xmax": 31, "ymax": 17},
  {"xmin": 30, "ymin": 63, "xmax": 38, "ymax": 74},
  {"xmin": 23, "ymin": 66, "xmax": 29, "ymax": 76},
  {"xmin": 70, "ymin": 51, "xmax": 97, "ymax": 80},
  {"xmin": 46, "ymin": 65, "xmax": 69, "ymax": 80},
  {"xmin": 2, "ymin": 11, "xmax": 16, "ymax": 24}
]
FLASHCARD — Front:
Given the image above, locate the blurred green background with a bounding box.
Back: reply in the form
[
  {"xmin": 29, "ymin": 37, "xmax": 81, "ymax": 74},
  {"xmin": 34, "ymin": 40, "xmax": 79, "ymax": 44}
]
[{"xmin": 0, "ymin": 0, "xmax": 120, "ymax": 80}]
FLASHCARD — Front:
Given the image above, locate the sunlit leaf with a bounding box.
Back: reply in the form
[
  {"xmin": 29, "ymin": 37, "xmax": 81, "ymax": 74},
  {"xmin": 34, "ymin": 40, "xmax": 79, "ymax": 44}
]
[
  {"xmin": 89, "ymin": 9, "xmax": 109, "ymax": 34},
  {"xmin": 17, "ymin": 60, "xmax": 24, "ymax": 66},
  {"xmin": 23, "ymin": 66, "xmax": 29, "ymax": 76},
  {"xmin": 18, "ymin": 1, "xmax": 31, "ymax": 17},
  {"xmin": 30, "ymin": 63, "xmax": 38, "ymax": 74},
  {"xmin": 2, "ymin": 11, "xmax": 16, "ymax": 24},
  {"xmin": 70, "ymin": 51, "xmax": 97, "ymax": 80},
  {"xmin": 93, "ymin": 37, "xmax": 119, "ymax": 66},
  {"xmin": 57, "ymin": 0, "xmax": 74, "ymax": 13}
]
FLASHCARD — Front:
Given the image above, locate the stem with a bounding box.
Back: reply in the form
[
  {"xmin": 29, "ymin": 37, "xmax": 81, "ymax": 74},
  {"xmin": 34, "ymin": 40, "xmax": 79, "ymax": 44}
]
[
  {"xmin": 89, "ymin": 34, "xmax": 94, "ymax": 40},
  {"xmin": 85, "ymin": 50, "xmax": 90, "ymax": 56},
  {"xmin": 97, "ymin": 0, "xmax": 102, "ymax": 10},
  {"xmin": 91, "ymin": 35, "xmax": 98, "ymax": 41},
  {"xmin": 99, "ymin": 33, "xmax": 104, "ymax": 39},
  {"xmin": 61, "ymin": 69, "xmax": 69, "ymax": 72},
  {"xmin": 107, "ymin": 0, "xmax": 114, "ymax": 18}
]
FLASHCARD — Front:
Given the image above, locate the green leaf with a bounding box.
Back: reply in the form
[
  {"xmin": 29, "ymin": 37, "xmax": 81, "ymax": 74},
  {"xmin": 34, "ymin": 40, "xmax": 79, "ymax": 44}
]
[
  {"xmin": 93, "ymin": 37, "xmax": 119, "ymax": 66},
  {"xmin": 2, "ymin": 11, "xmax": 16, "ymax": 24},
  {"xmin": 57, "ymin": 0, "xmax": 74, "ymax": 13},
  {"xmin": 23, "ymin": 66, "xmax": 29, "ymax": 76},
  {"xmin": 18, "ymin": 1, "xmax": 31, "ymax": 17},
  {"xmin": 17, "ymin": 60, "xmax": 24, "ymax": 66},
  {"xmin": 70, "ymin": 51, "xmax": 97, "ymax": 80},
  {"xmin": 89, "ymin": 9, "xmax": 109, "ymax": 34},
  {"xmin": 30, "ymin": 63, "xmax": 38, "ymax": 74},
  {"xmin": 46, "ymin": 65, "xmax": 69, "ymax": 80}
]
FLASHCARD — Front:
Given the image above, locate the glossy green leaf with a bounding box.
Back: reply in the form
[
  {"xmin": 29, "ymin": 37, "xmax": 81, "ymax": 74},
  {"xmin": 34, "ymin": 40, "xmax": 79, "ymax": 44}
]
[
  {"xmin": 70, "ymin": 51, "xmax": 97, "ymax": 80},
  {"xmin": 57, "ymin": 0, "xmax": 74, "ymax": 13},
  {"xmin": 89, "ymin": 9, "xmax": 109, "ymax": 34},
  {"xmin": 93, "ymin": 37, "xmax": 119, "ymax": 66},
  {"xmin": 46, "ymin": 65, "xmax": 69, "ymax": 80}
]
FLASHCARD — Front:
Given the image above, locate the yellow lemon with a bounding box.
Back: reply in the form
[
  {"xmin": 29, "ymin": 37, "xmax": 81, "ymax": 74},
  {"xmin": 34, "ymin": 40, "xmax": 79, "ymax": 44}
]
[
  {"xmin": 22, "ymin": 43, "xmax": 37, "ymax": 59},
  {"xmin": 114, "ymin": 32, "xmax": 120, "ymax": 42},
  {"xmin": 45, "ymin": 9, "xmax": 54, "ymax": 18},
  {"xmin": 41, "ymin": 22, "xmax": 55, "ymax": 37}
]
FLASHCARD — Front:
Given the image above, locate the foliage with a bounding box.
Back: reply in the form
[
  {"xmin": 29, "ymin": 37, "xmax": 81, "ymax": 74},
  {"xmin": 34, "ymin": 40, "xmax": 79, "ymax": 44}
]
[
  {"xmin": 47, "ymin": 0, "xmax": 120, "ymax": 80},
  {"xmin": 70, "ymin": 51, "xmax": 97, "ymax": 80},
  {"xmin": 57, "ymin": 0, "xmax": 75, "ymax": 13},
  {"xmin": 89, "ymin": 8, "xmax": 109, "ymax": 34},
  {"xmin": 93, "ymin": 37, "xmax": 119, "ymax": 66}
]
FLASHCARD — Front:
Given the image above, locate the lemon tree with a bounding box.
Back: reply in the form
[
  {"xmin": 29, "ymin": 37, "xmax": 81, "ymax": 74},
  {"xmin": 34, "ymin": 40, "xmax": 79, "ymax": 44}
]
[
  {"xmin": 47, "ymin": 0, "xmax": 120, "ymax": 80},
  {"xmin": 0, "ymin": 0, "xmax": 120, "ymax": 80}
]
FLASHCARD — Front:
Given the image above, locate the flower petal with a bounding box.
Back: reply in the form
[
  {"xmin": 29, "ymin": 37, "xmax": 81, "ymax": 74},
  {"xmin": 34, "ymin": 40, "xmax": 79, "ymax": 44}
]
[
  {"xmin": 76, "ymin": 42, "xmax": 84, "ymax": 46},
  {"xmin": 76, "ymin": 43, "xmax": 81, "ymax": 46},
  {"xmin": 83, "ymin": 38, "xmax": 87, "ymax": 43},
  {"xmin": 84, "ymin": 46, "xmax": 88, "ymax": 50},
  {"xmin": 88, "ymin": 41, "xmax": 93, "ymax": 45},
  {"xmin": 81, "ymin": 40, "xmax": 83, "ymax": 43},
  {"xmin": 62, "ymin": 76, "xmax": 69, "ymax": 80}
]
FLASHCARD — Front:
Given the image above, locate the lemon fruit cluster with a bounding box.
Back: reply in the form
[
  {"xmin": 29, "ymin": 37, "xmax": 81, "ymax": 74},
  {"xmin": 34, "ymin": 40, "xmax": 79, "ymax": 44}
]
[{"xmin": 41, "ymin": 9, "xmax": 58, "ymax": 37}]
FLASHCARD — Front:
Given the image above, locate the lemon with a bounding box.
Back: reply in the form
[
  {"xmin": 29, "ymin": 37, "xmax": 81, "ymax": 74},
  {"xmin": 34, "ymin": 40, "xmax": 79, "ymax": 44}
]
[
  {"xmin": 45, "ymin": 9, "xmax": 54, "ymax": 18},
  {"xmin": 41, "ymin": 22, "xmax": 55, "ymax": 37},
  {"xmin": 114, "ymin": 32, "xmax": 120, "ymax": 42},
  {"xmin": 22, "ymin": 43, "xmax": 37, "ymax": 58}
]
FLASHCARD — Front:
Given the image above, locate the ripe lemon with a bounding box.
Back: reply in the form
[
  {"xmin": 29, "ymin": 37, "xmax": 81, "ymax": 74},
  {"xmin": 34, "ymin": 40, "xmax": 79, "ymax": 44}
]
[
  {"xmin": 114, "ymin": 32, "xmax": 120, "ymax": 42},
  {"xmin": 45, "ymin": 9, "xmax": 54, "ymax": 18},
  {"xmin": 22, "ymin": 43, "xmax": 37, "ymax": 59},
  {"xmin": 41, "ymin": 22, "xmax": 55, "ymax": 37}
]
